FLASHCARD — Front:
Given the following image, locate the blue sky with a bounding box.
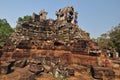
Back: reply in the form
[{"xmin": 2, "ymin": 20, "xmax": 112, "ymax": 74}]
[{"xmin": 0, "ymin": 0, "xmax": 120, "ymax": 38}]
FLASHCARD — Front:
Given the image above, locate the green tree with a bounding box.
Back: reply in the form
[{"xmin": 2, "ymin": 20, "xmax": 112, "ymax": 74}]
[
  {"xmin": 0, "ymin": 19, "xmax": 14, "ymax": 46},
  {"xmin": 97, "ymin": 24, "xmax": 120, "ymax": 56},
  {"xmin": 17, "ymin": 15, "xmax": 32, "ymax": 24},
  {"xmin": 109, "ymin": 24, "xmax": 120, "ymax": 53}
]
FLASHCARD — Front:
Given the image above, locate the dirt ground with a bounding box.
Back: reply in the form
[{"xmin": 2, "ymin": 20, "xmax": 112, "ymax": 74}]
[{"xmin": 0, "ymin": 63, "xmax": 119, "ymax": 80}]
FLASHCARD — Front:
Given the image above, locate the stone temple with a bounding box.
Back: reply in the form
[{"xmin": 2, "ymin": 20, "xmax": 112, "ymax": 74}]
[
  {"xmin": 0, "ymin": 6, "xmax": 115, "ymax": 80},
  {"xmin": 1, "ymin": 6, "xmax": 100, "ymax": 65},
  {"xmin": 1, "ymin": 6, "xmax": 99, "ymax": 64}
]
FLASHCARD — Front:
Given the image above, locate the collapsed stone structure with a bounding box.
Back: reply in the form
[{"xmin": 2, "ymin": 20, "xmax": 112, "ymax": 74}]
[
  {"xmin": 0, "ymin": 6, "xmax": 116, "ymax": 80},
  {"xmin": 2, "ymin": 6, "xmax": 99, "ymax": 55}
]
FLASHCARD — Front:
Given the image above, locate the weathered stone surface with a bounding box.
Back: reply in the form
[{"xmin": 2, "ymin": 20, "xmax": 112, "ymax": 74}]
[
  {"xmin": 90, "ymin": 66, "xmax": 115, "ymax": 79},
  {"xmin": 7, "ymin": 59, "xmax": 16, "ymax": 64},
  {"xmin": 67, "ymin": 68, "xmax": 75, "ymax": 76},
  {"xmin": 43, "ymin": 64, "xmax": 51, "ymax": 72},
  {"xmin": 0, "ymin": 62, "xmax": 12, "ymax": 74},
  {"xmin": 29, "ymin": 64, "xmax": 44, "ymax": 75},
  {"xmin": 19, "ymin": 71, "xmax": 35, "ymax": 80},
  {"xmin": 15, "ymin": 59, "xmax": 27, "ymax": 68},
  {"xmin": 0, "ymin": 48, "xmax": 2, "ymax": 57}
]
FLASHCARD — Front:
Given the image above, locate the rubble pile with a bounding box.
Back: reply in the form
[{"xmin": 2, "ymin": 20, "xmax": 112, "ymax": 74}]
[{"xmin": 0, "ymin": 56, "xmax": 78, "ymax": 80}]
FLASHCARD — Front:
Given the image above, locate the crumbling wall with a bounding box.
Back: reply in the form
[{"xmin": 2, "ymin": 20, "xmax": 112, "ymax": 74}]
[{"xmin": 1, "ymin": 6, "xmax": 100, "ymax": 66}]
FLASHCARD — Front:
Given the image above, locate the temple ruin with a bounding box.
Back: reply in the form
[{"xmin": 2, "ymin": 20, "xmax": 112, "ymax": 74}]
[{"xmin": 0, "ymin": 6, "xmax": 118, "ymax": 80}]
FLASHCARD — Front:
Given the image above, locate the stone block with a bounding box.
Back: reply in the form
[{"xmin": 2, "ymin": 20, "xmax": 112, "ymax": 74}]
[
  {"xmin": 19, "ymin": 71, "xmax": 35, "ymax": 80},
  {"xmin": 15, "ymin": 59, "xmax": 27, "ymax": 68},
  {"xmin": 0, "ymin": 62, "xmax": 11, "ymax": 74},
  {"xmin": 29, "ymin": 64, "xmax": 44, "ymax": 75}
]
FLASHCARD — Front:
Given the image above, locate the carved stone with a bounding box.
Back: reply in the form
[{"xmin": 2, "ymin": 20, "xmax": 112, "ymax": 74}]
[{"xmin": 39, "ymin": 9, "xmax": 48, "ymax": 21}]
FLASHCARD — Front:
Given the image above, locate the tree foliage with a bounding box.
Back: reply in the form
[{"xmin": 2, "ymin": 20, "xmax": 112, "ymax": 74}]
[
  {"xmin": 109, "ymin": 24, "xmax": 120, "ymax": 52},
  {"xmin": 97, "ymin": 24, "xmax": 120, "ymax": 56},
  {"xmin": 17, "ymin": 15, "xmax": 32, "ymax": 24},
  {"xmin": 0, "ymin": 19, "xmax": 14, "ymax": 46}
]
